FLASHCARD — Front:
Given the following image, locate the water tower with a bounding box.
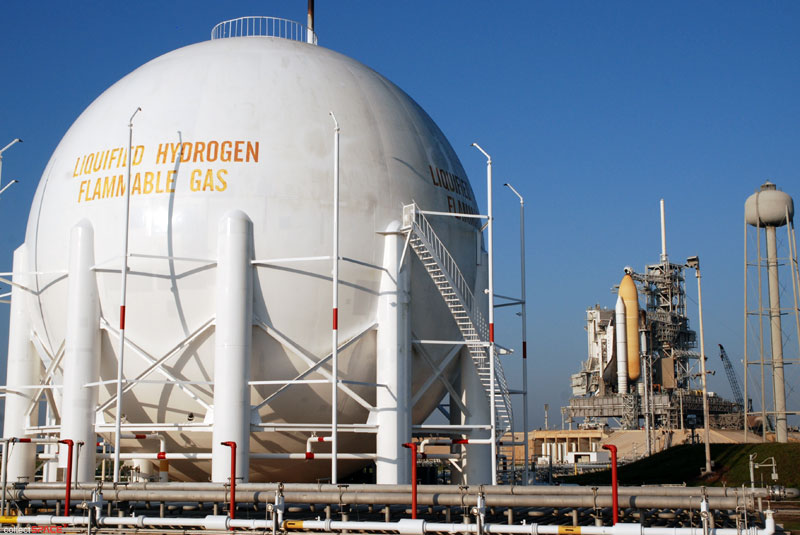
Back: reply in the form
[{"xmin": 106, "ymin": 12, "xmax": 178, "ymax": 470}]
[{"xmin": 744, "ymin": 181, "xmax": 800, "ymax": 443}]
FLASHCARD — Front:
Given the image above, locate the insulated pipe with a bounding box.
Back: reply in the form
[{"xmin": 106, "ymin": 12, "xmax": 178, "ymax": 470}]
[
  {"xmin": 99, "ymin": 452, "xmax": 211, "ymax": 460},
  {"xmin": 305, "ymin": 436, "xmax": 332, "ymax": 459},
  {"xmin": 95, "ymin": 452, "xmax": 380, "ymax": 461},
  {"xmin": 2, "ymin": 247, "xmax": 37, "ymax": 483},
  {"xmin": 330, "ymin": 111, "xmax": 340, "ymax": 484},
  {"xmin": 5, "ymin": 488, "xmax": 753, "ymax": 510},
  {"xmin": 402, "ymin": 443, "xmax": 418, "ymax": 518},
  {"xmin": 418, "ymin": 439, "xmax": 453, "ymax": 454},
  {"xmin": 114, "ymin": 106, "xmax": 141, "ymax": 483},
  {"xmin": 221, "ymin": 441, "xmax": 236, "ymax": 524},
  {"xmin": 282, "ymin": 512, "xmax": 776, "ymax": 535},
  {"xmin": 60, "ymin": 220, "xmax": 100, "ymax": 482},
  {"xmin": 602, "ymin": 444, "xmax": 618, "ymax": 525},
  {"xmin": 57, "ymin": 439, "xmax": 73, "ymax": 514},
  {"xmin": 4, "ymin": 511, "xmax": 778, "ymax": 535},
  {"xmin": 615, "ymin": 296, "xmax": 628, "ymax": 394},
  {"xmin": 375, "ymin": 220, "xmax": 411, "ymax": 484},
  {"xmin": 13, "ymin": 481, "xmax": 780, "ymax": 498},
  {"xmin": 212, "ymin": 211, "xmax": 253, "ymax": 482}
]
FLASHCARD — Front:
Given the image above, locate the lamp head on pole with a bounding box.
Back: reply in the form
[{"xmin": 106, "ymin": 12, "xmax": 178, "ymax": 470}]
[
  {"xmin": 0, "ymin": 138, "xmax": 22, "ymax": 155},
  {"xmin": 686, "ymin": 256, "xmax": 700, "ymax": 270},
  {"xmin": 471, "ymin": 142, "xmax": 491, "ymax": 163},
  {"xmin": 504, "ymin": 182, "xmax": 523, "ymax": 203}
]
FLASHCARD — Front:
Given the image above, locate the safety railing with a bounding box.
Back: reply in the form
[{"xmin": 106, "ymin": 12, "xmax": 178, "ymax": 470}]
[
  {"xmin": 404, "ymin": 204, "xmax": 512, "ymax": 436},
  {"xmin": 211, "ymin": 16, "xmax": 317, "ymax": 44},
  {"xmin": 404, "ymin": 205, "xmax": 479, "ymax": 326}
]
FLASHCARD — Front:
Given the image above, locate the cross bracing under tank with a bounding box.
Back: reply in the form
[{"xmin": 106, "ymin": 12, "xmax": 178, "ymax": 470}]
[
  {"xmin": 97, "ymin": 315, "xmax": 216, "ymax": 414},
  {"xmin": 411, "ymin": 338, "xmax": 468, "ymax": 416},
  {"xmin": 410, "ymin": 342, "xmax": 464, "ymax": 413},
  {"xmin": 252, "ymin": 318, "xmax": 378, "ymax": 414},
  {"xmin": 23, "ymin": 338, "xmax": 64, "ymax": 423}
]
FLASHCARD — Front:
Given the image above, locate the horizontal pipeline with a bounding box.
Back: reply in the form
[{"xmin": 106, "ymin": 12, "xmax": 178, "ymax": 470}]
[
  {"xmin": 93, "ymin": 452, "xmax": 382, "ymax": 461},
  {"xmin": 6, "ymin": 512, "xmax": 775, "ymax": 535},
  {"xmin": 286, "ymin": 516, "xmax": 775, "ymax": 535},
  {"xmin": 14, "ymin": 482, "xmax": 788, "ymax": 499},
  {"xmin": 6, "ymin": 489, "xmax": 748, "ymax": 510}
]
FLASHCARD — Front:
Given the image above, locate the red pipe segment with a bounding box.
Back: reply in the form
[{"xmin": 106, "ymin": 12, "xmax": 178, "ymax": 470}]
[
  {"xmin": 602, "ymin": 444, "xmax": 619, "ymax": 525},
  {"xmin": 402, "ymin": 443, "xmax": 418, "ymax": 519},
  {"xmin": 221, "ymin": 441, "xmax": 237, "ymax": 529},
  {"xmin": 57, "ymin": 439, "xmax": 74, "ymax": 515}
]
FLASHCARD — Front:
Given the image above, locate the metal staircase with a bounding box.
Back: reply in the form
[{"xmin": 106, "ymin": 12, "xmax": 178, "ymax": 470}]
[{"xmin": 402, "ymin": 204, "xmax": 513, "ymax": 441}]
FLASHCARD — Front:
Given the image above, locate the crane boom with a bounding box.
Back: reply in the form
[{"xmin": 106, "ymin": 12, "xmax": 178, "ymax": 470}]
[{"xmin": 718, "ymin": 344, "xmax": 744, "ymax": 409}]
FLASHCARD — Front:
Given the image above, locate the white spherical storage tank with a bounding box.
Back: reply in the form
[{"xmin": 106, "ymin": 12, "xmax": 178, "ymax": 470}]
[{"xmin": 3, "ymin": 20, "xmax": 489, "ymax": 484}]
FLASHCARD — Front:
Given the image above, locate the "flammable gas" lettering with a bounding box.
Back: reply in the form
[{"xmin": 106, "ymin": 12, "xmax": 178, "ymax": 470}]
[{"xmin": 77, "ymin": 168, "xmax": 229, "ymax": 203}]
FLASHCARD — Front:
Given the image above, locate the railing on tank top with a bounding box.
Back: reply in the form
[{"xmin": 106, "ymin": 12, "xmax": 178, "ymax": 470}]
[{"xmin": 211, "ymin": 16, "xmax": 318, "ymax": 44}]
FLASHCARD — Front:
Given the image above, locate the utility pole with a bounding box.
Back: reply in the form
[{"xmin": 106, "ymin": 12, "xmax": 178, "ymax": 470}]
[{"xmin": 687, "ymin": 255, "xmax": 712, "ymax": 475}]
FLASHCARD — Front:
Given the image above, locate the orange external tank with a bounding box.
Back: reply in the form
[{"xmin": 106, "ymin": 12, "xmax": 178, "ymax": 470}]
[{"xmin": 619, "ymin": 274, "xmax": 641, "ymax": 381}]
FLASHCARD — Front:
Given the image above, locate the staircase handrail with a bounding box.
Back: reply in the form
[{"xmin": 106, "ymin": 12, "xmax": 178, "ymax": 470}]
[
  {"xmin": 403, "ymin": 204, "xmax": 513, "ymax": 435},
  {"xmin": 405, "ymin": 205, "xmax": 480, "ymax": 328}
]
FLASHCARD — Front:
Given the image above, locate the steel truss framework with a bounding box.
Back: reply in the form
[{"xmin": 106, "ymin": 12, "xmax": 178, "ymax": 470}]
[{"xmin": 743, "ymin": 215, "xmax": 800, "ymax": 441}]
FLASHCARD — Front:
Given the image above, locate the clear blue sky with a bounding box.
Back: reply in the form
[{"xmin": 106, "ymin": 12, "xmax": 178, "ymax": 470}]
[{"xmin": 1, "ymin": 1, "xmax": 799, "ymax": 430}]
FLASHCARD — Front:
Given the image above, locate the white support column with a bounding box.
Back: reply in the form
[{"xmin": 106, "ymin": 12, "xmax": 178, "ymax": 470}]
[
  {"xmin": 2, "ymin": 246, "xmax": 37, "ymax": 482},
  {"xmin": 375, "ymin": 221, "xmax": 411, "ymax": 484},
  {"xmin": 453, "ymin": 252, "xmax": 491, "ymax": 485},
  {"xmin": 212, "ymin": 210, "xmax": 253, "ymax": 483},
  {"xmin": 60, "ymin": 221, "xmax": 101, "ymax": 482},
  {"xmin": 457, "ymin": 351, "xmax": 491, "ymax": 484}
]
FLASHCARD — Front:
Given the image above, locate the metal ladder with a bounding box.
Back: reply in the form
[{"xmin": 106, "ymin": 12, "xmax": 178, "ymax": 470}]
[{"xmin": 402, "ymin": 204, "xmax": 513, "ymax": 441}]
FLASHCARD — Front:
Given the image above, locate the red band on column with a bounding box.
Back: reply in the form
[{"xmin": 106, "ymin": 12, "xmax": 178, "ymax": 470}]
[
  {"xmin": 489, "ymin": 323, "xmax": 495, "ymax": 342},
  {"xmin": 332, "ymin": 308, "xmax": 338, "ymax": 330},
  {"xmin": 522, "ymin": 341, "xmax": 527, "ymax": 359},
  {"xmin": 120, "ymin": 305, "xmax": 126, "ymax": 330}
]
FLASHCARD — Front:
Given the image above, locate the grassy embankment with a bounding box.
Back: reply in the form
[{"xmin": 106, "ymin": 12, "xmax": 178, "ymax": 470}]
[
  {"xmin": 558, "ymin": 443, "xmax": 800, "ymax": 488},
  {"xmin": 558, "ymin": 443, "xmax": 800, "ymax": 532}
]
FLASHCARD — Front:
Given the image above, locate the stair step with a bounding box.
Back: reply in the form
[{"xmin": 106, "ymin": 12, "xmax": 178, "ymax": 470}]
[{"xmin": 409, "ymin": 223, "xmax": 514, "ymax": 438}]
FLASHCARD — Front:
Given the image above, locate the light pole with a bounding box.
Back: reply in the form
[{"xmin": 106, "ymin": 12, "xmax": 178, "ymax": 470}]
[
  {"xmin": 687, "ymin": 255, "xmax": 712, "ymax": 475},
  {"xmin": 114, "ymin": 107, "xmax": 141, "ymax": 482},
  {"xmin": 330, "ymin": 111, "xmax": 340, "ymax": 484},
  {"xmin": 504, "ymin": 182, "xmax": 529, "ymax": 484},
  {"xmin": 0, "ymin": 138, "xmax": 22, "ymax": 195},
  {"xmin": 471, "ymin": 142, "xmax": 496, "ymax": 484}
]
